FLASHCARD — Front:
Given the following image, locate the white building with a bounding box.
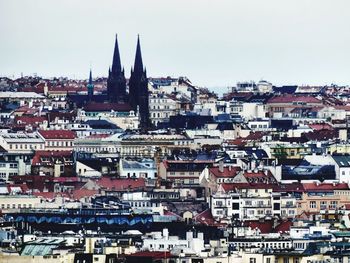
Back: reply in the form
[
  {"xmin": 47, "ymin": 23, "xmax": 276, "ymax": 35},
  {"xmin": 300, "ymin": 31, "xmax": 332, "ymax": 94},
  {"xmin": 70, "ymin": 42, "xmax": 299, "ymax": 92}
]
[
  {"xmin": 210, "ymin": 187, "xmax": 297, "ymax": 222},
  {"xmin": 257, "ymin": 80, "xmax": 273, "ymax": 94},
  {"xmin": 149, "ymin": 94, "xmax": 179, "ymax": 127},
  {"xmin": 121, "ymin": 192, "xmax": 164, "ymax": 215},
  {"xmin": 142, "ymin": 228, "xmax": 205, "ymax": 256},
  {"xmin": 0, "ymin": 131, "xmax": 45, "ymax": 154},
  {"xmin": 74, "ymin": 133, "xmax": 123, "ymax": 155},
  {"xmin": 247, "ymin": 119, "xmax": 270, "ymax": 132},
  {"xmin": 119, "ymin": 158, "xmax": 157, "ymax": 179}
]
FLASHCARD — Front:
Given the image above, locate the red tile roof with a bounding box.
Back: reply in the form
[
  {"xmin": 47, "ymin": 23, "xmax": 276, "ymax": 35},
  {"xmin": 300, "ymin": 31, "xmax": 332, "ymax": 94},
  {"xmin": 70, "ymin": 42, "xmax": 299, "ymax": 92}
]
[
  {"xmin": 209, "ymin": 167, "xmax": 240, "ymax": 178},
  {"xmin": 302, "ymin": 182, "xmax": 349, "ymax": 191},
  {"xmin": 267, "ymin": 95, "xmax": 322, "ymax": 104},
  {"xmin": 96, "ymin": 177, "xmax": 146, "ymax": 191},
  {"xmin": 308, "ymin": 123, "xmax": 333, "ymax": 131},
  {"xmin": 72, "ymin": 189, "xmax": 98, "ymax": 200},
  {"xmin": 32, "ymin": 150, "xmax": 73, "ymax": 165},
  {"xmin": 38, "ymin": 130, "xmax": 76, "ymax": 139},
  {"xmin": 163, "ymin": 210, "xmax": 182, "ymax": 219},
  {"xmin": 244, "ymin": 171, "xmax": 271, "ymax": 178},
  {"xmin": 194, "ymin": 209, "xmax": 225, "ymax": 226},
  {"xmin": 15, "ymin": 116, "xmax": 47, "ymax": 126},
  {"xmin": 304, "ymin": 129, "xmax": 338, "ymax": 141},
  {"xmin": 273, "ymin": 183, "xmax": 305, "ymax": 193},
  {"xmin": 244, "ymin": 132, "xmax": 267, "ymax": 141},
  {"xmin": 244, "ymin": 220, "xmax": 273, "ymax": 234},
  {"xmin": 226, "ymin": 138, "xmax": 246, "ymax": 146},
  {"xmin": 274, "ymin": 220, "xmax": 293, "ymax": 233},
  {"xmin": 7, "ymin": 184, "xmax": 29, "ymax": 194}
]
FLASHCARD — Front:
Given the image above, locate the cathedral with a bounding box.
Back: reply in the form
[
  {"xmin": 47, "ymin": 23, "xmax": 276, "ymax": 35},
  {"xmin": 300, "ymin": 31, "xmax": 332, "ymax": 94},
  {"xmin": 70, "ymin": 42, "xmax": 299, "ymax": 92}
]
[
  {"xmin": 106, "ymin": 35, "xmax": 151, "ymax": 131},
  {"xmin": 70, "ymin": 35, "xmax": 151, "ymax": 131}
]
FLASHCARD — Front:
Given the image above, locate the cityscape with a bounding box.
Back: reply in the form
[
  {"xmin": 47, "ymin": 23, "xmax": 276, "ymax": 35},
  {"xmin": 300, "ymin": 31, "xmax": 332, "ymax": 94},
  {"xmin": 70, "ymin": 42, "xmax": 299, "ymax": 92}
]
[{"xmin": 1, "ymin": 1, "xmax": 350, "ymax": 263}]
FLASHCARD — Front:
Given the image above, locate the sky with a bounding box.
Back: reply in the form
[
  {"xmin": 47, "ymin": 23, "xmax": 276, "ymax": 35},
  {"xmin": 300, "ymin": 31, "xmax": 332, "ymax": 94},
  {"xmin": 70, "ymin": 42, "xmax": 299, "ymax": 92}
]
[{"xmin": 0, "ymin": 0, "xmax": 349, "ymax": 93}]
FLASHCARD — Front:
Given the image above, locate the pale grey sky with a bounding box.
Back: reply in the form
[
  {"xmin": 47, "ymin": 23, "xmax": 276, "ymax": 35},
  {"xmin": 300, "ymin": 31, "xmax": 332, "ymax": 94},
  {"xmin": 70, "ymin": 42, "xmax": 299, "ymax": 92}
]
[{"xmin": 0, "ymin": 0, "xmax": 349, "ymax": 90}]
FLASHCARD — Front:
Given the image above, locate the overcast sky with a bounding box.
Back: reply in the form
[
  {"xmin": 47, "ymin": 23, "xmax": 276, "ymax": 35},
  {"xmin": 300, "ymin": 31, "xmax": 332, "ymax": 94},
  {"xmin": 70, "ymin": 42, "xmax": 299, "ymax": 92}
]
[{"xmin": 0, "ymin": 0, "xmax": 349, "ymax": 91}]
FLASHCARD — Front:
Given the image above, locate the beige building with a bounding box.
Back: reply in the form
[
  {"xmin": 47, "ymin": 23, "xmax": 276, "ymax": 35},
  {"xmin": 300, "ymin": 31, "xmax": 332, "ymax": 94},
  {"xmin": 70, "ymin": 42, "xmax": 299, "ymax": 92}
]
[
  {"xmin": 0, "ymin": 195, "xmax": 41, "ymax": 212},
  {"xmin": 297, "ymin": 183, "xmax": 350, "ymax": 219}
]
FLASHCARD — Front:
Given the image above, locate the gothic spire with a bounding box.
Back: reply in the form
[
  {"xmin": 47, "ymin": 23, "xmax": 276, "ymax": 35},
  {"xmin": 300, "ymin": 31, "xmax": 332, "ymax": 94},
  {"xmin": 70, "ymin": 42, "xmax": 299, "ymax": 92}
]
[
  {"xmin": 87, "ymin": 69, "xmax": 94, "ymax": 101},
  {"xmin": 133, "ymin": 35, "xmax": 144, "ymax": 75},
  {"xmin": 112, "ymin": 34, "xmax": 122, "ymax": 73},
  {"xmin": 89, "ymin": 69, "xmax": 93, "ymax": 85}
]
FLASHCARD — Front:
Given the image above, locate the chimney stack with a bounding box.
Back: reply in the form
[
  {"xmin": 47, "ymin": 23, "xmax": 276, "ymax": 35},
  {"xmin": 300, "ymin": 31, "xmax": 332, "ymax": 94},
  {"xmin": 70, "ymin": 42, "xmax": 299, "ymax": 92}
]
[{"xmin": 219, "ymin": 161, "xmax": 224, "ymax": 173}]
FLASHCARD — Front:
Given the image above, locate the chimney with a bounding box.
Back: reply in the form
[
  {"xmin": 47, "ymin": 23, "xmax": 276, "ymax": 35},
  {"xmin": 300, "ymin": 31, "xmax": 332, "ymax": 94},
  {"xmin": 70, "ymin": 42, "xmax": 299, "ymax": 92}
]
[
  {"xmin": 163, "ymin": 228, "xmax": 169, "ymax": 240},
  {"xmin": 219, "ymin": 161, "xmax": 224, "ymax": 173}
]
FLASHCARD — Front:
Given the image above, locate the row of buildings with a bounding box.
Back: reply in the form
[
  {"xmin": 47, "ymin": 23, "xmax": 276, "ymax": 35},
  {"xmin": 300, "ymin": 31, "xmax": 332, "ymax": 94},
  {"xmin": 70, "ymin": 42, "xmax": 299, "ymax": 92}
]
[{"xmin": 1, "ymin": 35, "xmax": 350, "ymax": 262}]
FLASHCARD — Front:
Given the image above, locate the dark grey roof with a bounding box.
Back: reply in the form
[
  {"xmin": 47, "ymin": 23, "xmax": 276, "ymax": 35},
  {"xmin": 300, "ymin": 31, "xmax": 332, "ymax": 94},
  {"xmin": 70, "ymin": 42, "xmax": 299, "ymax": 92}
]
[{"xmin": 333, "ymin": 155, "xmax": 350, "ymax": 167}]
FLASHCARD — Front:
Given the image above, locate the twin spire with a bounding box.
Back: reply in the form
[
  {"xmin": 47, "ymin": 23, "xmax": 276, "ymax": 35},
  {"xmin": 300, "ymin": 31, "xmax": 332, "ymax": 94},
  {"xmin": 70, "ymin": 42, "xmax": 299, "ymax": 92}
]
[
  {"xmin": 111, "ymin": 34, "xmax": 144, "ymax": 76},
  {"xmin": 106, "ymin": 34, "xmax": 147, "ymax": 105}
]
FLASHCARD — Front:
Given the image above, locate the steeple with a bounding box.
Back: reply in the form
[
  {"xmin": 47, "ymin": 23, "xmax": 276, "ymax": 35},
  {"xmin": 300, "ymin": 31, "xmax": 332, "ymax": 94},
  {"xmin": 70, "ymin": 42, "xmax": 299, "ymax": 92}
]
[
  {"xmin": 107, "ymin": 34, "xmax": 127, "ymax": 103},
  {"xmin": 129, "ymin": 35, "xmax": 151, "ymax": 131},
  {"xmin": 87, "ymin": 69, "xmax": 94, "ymax": 101},
  {"xmin": 111, "ymin": 34, "xmax": 122, "ymax": 74},
  {"xmin": 133, "ymin": 35, "xmax": 144, "ymax": 75},
  {"xmin": 89, "ymin": 69, "xmax": 93, "ymax": 85}
]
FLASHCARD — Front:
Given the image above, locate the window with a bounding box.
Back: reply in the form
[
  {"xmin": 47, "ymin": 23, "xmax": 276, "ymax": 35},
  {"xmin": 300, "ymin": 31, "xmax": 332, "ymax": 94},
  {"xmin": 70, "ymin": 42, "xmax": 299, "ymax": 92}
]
[
  {"xmin": 250, "ymin": 258, "xmax": 256, "ymax": 263},
  {"xmin": 216, "ymin": 201, "xmax": 223, "ymax": 206},
  {"xmin": 329, "ymin": 201, "xmax": 338, "ymax": 210},
  {"xmin": 310, "ymin": 201, "xmax": 316, "ymax": 209},
  {"xmin": 320, "ymin": 201, "xmax": 327, "ymax": 210},
  {"xmin": 245, "ymin": 200, "xmax": 252, "ymax": 206}
]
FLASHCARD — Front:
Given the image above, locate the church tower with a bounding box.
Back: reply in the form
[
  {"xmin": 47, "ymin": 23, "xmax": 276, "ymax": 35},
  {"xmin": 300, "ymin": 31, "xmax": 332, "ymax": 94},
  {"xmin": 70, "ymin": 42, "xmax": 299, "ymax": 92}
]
[
  {"xmin": 129, "ymin": 35, "xmax": 151, "ymax": 131},
  {"xmin": 107, "ymin": 34, "xmax": 127, "ymax": 103},
  {"xmin": 87, "ymin": 69, "xmax": 94, "ymax": 101}
]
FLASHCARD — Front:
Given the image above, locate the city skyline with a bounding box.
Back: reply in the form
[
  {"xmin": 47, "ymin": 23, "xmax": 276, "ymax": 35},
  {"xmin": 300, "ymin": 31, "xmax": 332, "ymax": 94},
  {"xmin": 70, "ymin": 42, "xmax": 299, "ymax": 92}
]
[{"xmin": 0, "ymin": 0, "xmax": 349, "ymax": 90}]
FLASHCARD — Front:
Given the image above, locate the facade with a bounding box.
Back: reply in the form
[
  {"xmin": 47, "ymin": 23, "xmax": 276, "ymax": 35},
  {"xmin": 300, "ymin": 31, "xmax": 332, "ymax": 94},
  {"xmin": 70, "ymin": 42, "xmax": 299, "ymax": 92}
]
[
  {"xmin": 266, "ymin": 95, "xmax": 323, "ymax": 118},
  {"xmin": 0, "ymin": 132, "xmax": 45, "ymax": 153},
  {"xmin": 159, "ymin": 160, "xmax": 214, "ymax": 186},
  {"xmin": 38, "ymin": 130, "xmax": 76, "ymax": 151},
  {"xmin": 119, "ymin": 158, "xmax": 157, "ymax": 179},
  {"xmin": 0, "ymin": 195, "xmax": 41, "ymax": 212},
  {"xmin": 149, "ymin": 94, "xmax": 179, "ymax": 127}
]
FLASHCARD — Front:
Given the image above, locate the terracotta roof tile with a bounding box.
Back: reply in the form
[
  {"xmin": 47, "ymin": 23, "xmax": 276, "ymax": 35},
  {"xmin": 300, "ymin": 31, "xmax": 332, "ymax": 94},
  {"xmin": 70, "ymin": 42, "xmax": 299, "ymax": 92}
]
[
  {"xmin": 209, "ymin": 167, "xmax": 240, "ymax": 178},
  {"xmin": 267, "ymin": 95, "xmax": 322, "ymax": 104},
  {"xmin": 96, "ymin": 177, "xmax": 146, "ymax": 191},
  {"xmin": 38, "ymin": 130, "xmax": 76, "ymax": 139}
]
